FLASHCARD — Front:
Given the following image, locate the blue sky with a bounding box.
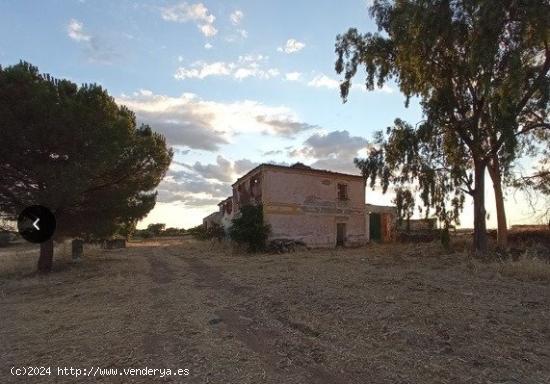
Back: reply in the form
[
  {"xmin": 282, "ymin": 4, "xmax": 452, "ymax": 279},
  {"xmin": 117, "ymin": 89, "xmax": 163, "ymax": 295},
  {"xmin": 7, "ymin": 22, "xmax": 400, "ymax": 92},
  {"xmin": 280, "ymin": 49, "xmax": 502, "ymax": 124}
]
[{"xmin": 0, "ymin": 0, "xmax": 544, "ymax": 229}]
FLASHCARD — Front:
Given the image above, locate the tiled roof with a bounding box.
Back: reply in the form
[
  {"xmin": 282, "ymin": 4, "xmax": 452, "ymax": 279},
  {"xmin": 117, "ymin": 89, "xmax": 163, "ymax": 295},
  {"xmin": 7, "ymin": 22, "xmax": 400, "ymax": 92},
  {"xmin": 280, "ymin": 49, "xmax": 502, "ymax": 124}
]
[{"xmin": 232, "ymin": 162, "xmax": 363, "ymax": 186}]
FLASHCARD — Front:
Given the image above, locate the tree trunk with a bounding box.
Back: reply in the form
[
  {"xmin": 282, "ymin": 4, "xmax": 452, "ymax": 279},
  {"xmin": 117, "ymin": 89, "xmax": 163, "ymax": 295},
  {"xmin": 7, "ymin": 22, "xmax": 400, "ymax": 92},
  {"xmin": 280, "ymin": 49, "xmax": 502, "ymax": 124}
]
[
  {"xmin": 38, "ymin": 238, "xmax": 54, "ymax": 273},
  {"xmin": 473, "ymin": 160, "xmax": 488, "ymax": 255},
  {"xmin": 488, "ymin": 158, "xmax": 508, "ymax": 249}
]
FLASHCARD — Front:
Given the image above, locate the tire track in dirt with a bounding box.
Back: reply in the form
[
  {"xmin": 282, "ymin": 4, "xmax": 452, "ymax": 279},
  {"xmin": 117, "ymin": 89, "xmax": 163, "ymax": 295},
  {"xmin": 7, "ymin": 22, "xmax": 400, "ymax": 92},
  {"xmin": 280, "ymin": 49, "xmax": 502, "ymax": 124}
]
[
  {"xmin": 143, "ymin": 246, "xmax": 178, "ymax": 360},
  {"xmin": 167, "ymin": 247, "xmax": 347, "ymax": 384}
]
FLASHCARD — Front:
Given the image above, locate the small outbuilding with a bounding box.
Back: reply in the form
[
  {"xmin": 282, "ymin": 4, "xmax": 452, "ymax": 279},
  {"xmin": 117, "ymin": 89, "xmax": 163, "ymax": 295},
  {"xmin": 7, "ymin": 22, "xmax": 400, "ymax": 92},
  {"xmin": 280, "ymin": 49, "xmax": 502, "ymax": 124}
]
[
  {"xmin": 203, "ymin": 211, "xmax": 222, "ymax": 230},
  {"xmin": 365, "ymin": 204, "xmax": 397, "ymax": 243}
]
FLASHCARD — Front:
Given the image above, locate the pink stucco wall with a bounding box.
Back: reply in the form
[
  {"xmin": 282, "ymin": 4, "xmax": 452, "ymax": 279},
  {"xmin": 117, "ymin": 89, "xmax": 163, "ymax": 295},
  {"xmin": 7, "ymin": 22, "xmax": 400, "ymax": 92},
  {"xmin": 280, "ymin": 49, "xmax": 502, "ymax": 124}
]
[{"xmin": 260, "ymin": 167, "xmax": 366, "ymax": 247}]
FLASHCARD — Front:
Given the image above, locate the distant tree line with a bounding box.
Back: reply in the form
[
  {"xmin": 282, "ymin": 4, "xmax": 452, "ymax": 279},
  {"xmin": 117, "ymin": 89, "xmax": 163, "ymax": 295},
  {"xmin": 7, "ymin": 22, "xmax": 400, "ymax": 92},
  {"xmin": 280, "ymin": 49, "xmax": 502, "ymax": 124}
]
[{"xmin": 133, "ymin": 223, "xmax": 186, "ymax": 238}]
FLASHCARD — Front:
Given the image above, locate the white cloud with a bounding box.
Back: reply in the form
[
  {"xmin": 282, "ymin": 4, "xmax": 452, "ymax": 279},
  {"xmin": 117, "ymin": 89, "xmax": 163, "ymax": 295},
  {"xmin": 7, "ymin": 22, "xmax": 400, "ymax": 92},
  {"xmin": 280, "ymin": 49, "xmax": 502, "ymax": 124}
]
[
  {"xmin": 157, "ymin": 174, "xmax": 230, "ymax": 205},
  {"xmin": 161, "ymin": 2, "xmax": 218, "ymax": 37},
  {"xmin": 233, "ymin": 66, "xmax": 279, "ymax": 80},
  {"xmin": 175, "ymin": 61, "xmax": 233, "ymax": 79},
  {"xmin": 277, "ymin": 38, "xmax": 305, "ymax": 54},
  {"xmin": 199, "ymin": 24, "xmax": 218, "ymax": 37},
  {"xmin": 307, "ymin": 73, "xmax": 395, "ymax": 93},
  {"xmin": 234, "ymin": 159, "xmax": 258, "ymax": 174},
  {"xmin": 267, "ymin": 68, "xmax": 279, "ymax": 77},
  {"xmin": 302, "ymin": 131, "xmax": 369, "ymax": 158},
  {"xmin": 354, "ymin": 83, "xmax": 395, "ymax": 94},
  {"xmin": 232, "ymin": 67, "xmax": 255, "ymax": 80},
  {"xmin": 256, "ymin": 116, "xmax": 317, "ymax": 136},
  {"xmin": 288, "ymin": 130, "xmax": 369, "ymax": 174},
  {"xmin": 116, "ymin": 91, "xmax": 316, "ymax": 150},
  {"xmin": 155, "ymin": 155, "xmax": 260, "ymax": 209},
  {"xmin": 204, "ymin": 42, "xmax": 213, "ymax": 49},
  {"xmin": 224, "ymin": 29, "xmax": 248, "ymax": 43},
  {"xmin": 67, "ymin": 19, "xmax": 90, "ymax": 42},
  {"xmin": 189, "ymin": 155, "xmax": 258, "ymax": 182},
  {"xmin": 66, "ymin": 19, "xmax": 117, "ymax": 64},
  {"xmin": 307, "ymin": 74, "xmax": 339, "ymax": 89},
  {"xmin": 136, "ymin": 89, "xmax": 153, "ymax": 97},
  {"xmin": 285, "ymin": 72, "xmax": 302, "ymax": 81},
  {"xmin": 174, "ymin": 55, "xmax": 279, "ymax": 81},
  {"xmin": 238, "ymin": 54, "xmax": 265, "ymax": 63},
  {"xmin": 191, "ymin": 155, "xmax": 234, "ymax": 182},
  {"xmin": 230, "ymin": 10, "xmax": 243, "ymax": 25}
]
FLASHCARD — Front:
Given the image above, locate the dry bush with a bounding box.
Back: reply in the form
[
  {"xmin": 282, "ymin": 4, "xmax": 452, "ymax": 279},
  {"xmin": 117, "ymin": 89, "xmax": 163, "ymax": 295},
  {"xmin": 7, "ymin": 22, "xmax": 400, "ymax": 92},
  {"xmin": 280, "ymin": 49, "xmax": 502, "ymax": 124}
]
[
  {"xmin": 495, "ymin": 252, "xmax": 550, "ymax": 282},
  {"xmin": 496, "ymin": 258, "xmax": 550, "ymax": 281}
]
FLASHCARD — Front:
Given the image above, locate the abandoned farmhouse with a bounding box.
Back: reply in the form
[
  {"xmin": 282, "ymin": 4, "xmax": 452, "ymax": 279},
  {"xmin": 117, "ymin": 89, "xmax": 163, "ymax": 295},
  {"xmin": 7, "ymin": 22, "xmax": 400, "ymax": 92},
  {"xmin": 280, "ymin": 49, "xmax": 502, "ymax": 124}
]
[{"xmin": 203, "ymin": 163, "xmax": 397, "ymax": 247}]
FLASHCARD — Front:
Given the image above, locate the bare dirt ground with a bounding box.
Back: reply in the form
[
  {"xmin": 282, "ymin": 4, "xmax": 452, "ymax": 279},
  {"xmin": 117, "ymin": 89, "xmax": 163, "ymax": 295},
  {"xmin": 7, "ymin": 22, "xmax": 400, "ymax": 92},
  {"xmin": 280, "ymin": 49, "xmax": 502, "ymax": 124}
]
[{"xmin": 1, "ymin": 239, "xmax": 549, "ymax": 383}]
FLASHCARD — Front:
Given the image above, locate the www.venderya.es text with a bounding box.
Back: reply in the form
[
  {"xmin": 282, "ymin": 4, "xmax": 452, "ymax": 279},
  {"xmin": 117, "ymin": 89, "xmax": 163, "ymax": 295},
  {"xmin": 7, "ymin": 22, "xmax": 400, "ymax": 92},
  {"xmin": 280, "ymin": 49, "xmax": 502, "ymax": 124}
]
[{"xmin": 10, "ymin": 366, "xmax": 190, "ymax": 378}]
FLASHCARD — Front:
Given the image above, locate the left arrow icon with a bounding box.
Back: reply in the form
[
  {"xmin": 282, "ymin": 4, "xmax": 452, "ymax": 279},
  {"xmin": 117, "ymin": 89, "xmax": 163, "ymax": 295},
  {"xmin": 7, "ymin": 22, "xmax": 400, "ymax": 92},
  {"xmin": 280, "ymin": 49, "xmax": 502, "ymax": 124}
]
[{"xmin": 17, "ymin": 206, "xmax": 56, "ymax": 243}]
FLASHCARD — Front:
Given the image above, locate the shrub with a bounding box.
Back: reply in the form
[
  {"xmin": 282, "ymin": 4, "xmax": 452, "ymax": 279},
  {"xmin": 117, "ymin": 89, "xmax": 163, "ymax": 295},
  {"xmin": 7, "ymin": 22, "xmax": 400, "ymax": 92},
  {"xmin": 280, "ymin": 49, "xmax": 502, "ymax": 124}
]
[
  {"xmin": 206, "ymin": 223, "xmax": 225, "ymax": 241},
  {"xmin": 229, "ymin": 204, "xmax": 270, "ymax": 252},
  {"xmin": 134, "ymin": 229, "xmax": 153, "ymax": 239},
  {"xmin": 162, "ymin": 227, "xmax": 187, "ymax": 237},
  {"xmin": 188, "ymin": 224, "xmax": 208, "ymax": 240},
  {"xmin": 189, "ymin": 223, "xmax": 225, "ymax": 241}
]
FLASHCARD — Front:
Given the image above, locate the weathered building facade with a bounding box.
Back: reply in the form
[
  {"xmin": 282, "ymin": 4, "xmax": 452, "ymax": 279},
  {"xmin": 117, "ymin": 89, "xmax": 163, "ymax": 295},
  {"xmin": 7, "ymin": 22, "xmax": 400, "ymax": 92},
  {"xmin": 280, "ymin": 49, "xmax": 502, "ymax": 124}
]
[
  {"xmin": 218, "ymin": 196, "xmax": 235, "ymax": 231},
  {"xmin": 216, "ymin": 163, "xmax": 367, "ymax": 247},
  {"xmin": 203, "ymin": 211, "xmax": 221, "ymax": 230},
  {"xmin": 365, "ymin": 204, "xmax": 397, "ymax": 243}
]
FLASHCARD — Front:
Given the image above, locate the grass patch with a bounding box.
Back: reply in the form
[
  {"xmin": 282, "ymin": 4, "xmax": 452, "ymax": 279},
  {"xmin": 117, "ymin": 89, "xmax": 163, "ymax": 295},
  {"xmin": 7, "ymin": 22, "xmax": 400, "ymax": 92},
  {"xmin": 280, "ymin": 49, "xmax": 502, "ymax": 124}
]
[{"xmin": 496, "ymin": 255, "xmax": 550, "ymax": 282}]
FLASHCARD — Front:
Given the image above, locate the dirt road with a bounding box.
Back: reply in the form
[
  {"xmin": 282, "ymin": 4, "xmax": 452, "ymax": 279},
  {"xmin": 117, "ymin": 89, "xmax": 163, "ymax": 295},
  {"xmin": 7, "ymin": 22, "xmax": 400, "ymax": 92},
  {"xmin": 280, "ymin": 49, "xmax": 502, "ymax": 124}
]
[{"xmin": 1, "ymin": 240, "xmax": 549, "ymax": 383}]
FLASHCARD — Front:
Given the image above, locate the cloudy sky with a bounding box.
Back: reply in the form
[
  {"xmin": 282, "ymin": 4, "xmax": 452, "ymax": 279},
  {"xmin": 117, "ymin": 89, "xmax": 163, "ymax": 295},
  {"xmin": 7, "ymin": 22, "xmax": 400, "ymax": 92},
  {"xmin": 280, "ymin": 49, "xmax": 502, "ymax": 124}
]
[{"xmin": 0, "ymin": 0, "xmax": 542, "ymax": 229}]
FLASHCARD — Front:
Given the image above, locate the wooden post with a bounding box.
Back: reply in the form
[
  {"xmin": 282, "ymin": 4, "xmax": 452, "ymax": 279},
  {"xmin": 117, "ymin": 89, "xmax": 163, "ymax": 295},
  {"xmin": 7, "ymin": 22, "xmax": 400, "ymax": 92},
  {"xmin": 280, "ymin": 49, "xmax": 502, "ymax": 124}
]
[{"xmin": 72, "ymin": 239, "xmax": 83, "ymax": 261}]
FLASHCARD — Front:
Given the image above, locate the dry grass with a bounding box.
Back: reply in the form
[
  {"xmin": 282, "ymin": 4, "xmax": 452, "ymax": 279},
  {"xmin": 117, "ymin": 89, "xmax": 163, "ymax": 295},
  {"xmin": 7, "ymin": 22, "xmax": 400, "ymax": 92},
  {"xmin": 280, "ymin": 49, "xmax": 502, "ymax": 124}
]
[
  {"xmin": 1, "ymin": 238, "xmax": 550, "ymax": 383},
  {"xmin": 495, "ymin": 256, "xmax": 550, "ymax": 281},
  {"xmin": 0, "ymin": 241, "xmax": 75, "ymax": 279}
]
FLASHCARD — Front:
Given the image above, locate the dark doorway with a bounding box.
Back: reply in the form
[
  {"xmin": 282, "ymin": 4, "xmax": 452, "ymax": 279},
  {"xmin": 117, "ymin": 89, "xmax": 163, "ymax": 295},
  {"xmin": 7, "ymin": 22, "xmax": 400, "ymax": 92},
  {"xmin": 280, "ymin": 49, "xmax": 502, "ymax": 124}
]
[
  {"xmin": 336, "ymin": 223, "xmax": 346, "ymax": 246},
  {"xmin": 369, "ymin": 213, "xmax": 381, "ymax": 241}
]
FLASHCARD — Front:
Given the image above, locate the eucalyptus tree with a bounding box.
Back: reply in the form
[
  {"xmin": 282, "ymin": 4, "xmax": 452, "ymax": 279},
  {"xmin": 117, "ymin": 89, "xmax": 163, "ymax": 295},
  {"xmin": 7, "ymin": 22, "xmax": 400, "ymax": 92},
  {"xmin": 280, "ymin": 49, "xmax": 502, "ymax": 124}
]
[
  {"xmin": 355, "ymin": 119, "xmax": 466, "ymax": 231},
  {"xmin": 336, "ymin": 0, "xmax": 549, "ymax": 253}
]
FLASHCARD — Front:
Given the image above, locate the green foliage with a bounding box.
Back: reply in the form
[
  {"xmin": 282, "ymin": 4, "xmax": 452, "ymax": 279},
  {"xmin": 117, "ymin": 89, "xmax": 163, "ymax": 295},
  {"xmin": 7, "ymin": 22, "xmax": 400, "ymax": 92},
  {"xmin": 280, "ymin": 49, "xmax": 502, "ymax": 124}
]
[
  {"xmin": 355, "ymin": 119, "xmax": 466, "ymax": 228},
  {"xmin": 337, "ymin": 0, "xmax": 550, "ymax": 252},
  {"xmin": 146, "ymin": 223, "xmax": 166, "ymax": 237},
  {"xmin": 207, "ymin": 223, "xmax": 225, "ymax": 241},
  {"xmin": 134, "ymin": 225, "xmax": 186, "ymax": 238},
  {"xmin": 0, "ymin": 62, "xmax": 172, "ymax": 241},
  {"xmin": 229, "ymin": 204, "xmax": 270, "ymax": 252},
  {"xmin": 188, "ymin": 223, "xmax": 224, "ymax": 241},
  {"xmin": 0, "ymin": 62, "xmax": 172, "ymax": 269},
  {"xmin": 114, "ymin": 220, "xmax": 138, "ymax": 239},
  {"xmin": 393, "ymin": 187, "xmax": 415, "ymax": 231},
  {"xmin": 134, "ymin": 228, "xmax": 154, "ymax": 239},
  {"xmin": 163, "ymin": 227, "xmax": 187, "ymax": 237},
  {"xmin": 188, "ymin": 225, "xmax": 207, "ymax": 240}
]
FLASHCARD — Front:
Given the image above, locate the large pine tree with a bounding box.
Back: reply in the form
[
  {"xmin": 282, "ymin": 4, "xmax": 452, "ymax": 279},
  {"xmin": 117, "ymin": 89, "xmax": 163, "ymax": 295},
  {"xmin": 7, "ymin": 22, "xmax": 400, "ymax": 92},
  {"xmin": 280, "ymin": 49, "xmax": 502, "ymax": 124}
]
[{"xmin": 0, "ymin": 62, "xmax": 173, "ymax": 272}]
